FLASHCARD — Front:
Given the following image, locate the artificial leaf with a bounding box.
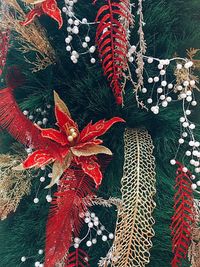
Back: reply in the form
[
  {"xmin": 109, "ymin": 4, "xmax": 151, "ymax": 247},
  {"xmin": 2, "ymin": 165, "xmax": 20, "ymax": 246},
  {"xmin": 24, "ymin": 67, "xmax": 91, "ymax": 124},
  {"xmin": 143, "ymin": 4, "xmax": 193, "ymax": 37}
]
[
  {"xmin": 22, "ymin": 149, "xmax": 54, "ymax": 169},
  {"xmin": 45, "ymin": 169, "xmax": 95, "ymax": 267},
  {"xmin": 41, "ymin": 128, "xmax": 69, "ymax": 145},
  {"xmin": 65, "ymin": 249, "xmax": 90, "ymax": 267},
  {"xmin": 71, "ymin": 144, "xmax": 112, "ymax": 157},
  {"xmin": 75, "ymin": 156, "xmax": 102, "ymax": 187},
  {"xmin": 109, "ymin": 128, "xmax": 156, "ymax": 266},
  {"xmin": 20, "ymin": 7, "xmax": 44, "ymax": 26},
  {"xmin": 171, "ymin": 161, "xmax": 194, "ymax": 267}
]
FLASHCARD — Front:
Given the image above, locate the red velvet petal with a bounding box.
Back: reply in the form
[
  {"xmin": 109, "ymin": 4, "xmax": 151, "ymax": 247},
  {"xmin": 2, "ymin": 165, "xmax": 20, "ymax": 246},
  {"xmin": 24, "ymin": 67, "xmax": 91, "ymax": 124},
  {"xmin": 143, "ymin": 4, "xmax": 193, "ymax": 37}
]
[
  {"xmin": 41, "ymin": 128, "xmax": 69, "ymax": 146},
  {"xmin": 23, "ymin": 149, "xmax": 54, "ymax": 169},
  {"xmin": 74, "ymin": 156, "xmax": 102, "ymax": 187},
  {"xmin": 80, "ymin": 117, "xmax": 125, "ymax": 143},
  {"xmin": 42, "ymin": 0, "xmax": 63, "ymax": 29},
  {"xmin": 55, "ymin": 105, "xmax": 78, "ymax": 133},
  {"xmin": 20, "ymin": 7, "xmax": 44, "ymax": 26}
]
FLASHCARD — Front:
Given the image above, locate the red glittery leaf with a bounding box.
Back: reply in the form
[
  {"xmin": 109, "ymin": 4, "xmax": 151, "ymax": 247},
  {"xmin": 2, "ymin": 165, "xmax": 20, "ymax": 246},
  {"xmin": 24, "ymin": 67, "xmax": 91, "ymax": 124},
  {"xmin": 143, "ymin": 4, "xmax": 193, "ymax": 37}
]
[
  {"xmin": 20, "ymin": 6, "xmax": 44, "ymax": 26},
  {"xmin": 94, "ymin": 0, "xmax": 132, "ymax": 104},
  {"xmin": 65, "ymin": 248, "xmax": 90, "ymax": 267},
  {"xmin": 45, "ymin": 169, "xmax": 95, "ymax": 267},
  {"xmin": 170, "ymin": 161, "xmax": 194, "ymax": 267},
  {"xmin": 0, "ymin": 30, "xmax": 10, "ymax": 76},
  {"xmin": 41, "ymin": 128, "xmax": 69, "ymax": 145},
  {"xmin": 79, "ymin": 117, "xmax": 125, "ymax": 144},
  {"xmin": 42, "ymin": 0, "xmax": 63, "ymax": 29},
  {"xmin": 74, "ymin": 156, "xmax": 102, "ymax": 187},
  {"xmin": 23, "ymin": 149, "xmax": 54, "ymax": 168}
]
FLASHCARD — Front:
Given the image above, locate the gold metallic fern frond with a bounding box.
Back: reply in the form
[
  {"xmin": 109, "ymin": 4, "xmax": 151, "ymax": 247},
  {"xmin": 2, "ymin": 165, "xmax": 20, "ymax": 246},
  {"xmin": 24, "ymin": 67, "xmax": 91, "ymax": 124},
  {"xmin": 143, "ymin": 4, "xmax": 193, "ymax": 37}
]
[{"xmin": 110, "ymin": 128, "xmax": 156, "ymax": 267}]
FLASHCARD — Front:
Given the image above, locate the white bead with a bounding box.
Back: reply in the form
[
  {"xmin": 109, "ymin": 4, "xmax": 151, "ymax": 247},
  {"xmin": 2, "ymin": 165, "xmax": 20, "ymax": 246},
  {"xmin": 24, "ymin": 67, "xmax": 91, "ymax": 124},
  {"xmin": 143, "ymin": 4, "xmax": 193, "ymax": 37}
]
[
  {"xmin": 168, "ymin": 83, "xmax": 173, "ymax": 89},
  {"xmin": 68, "ymin": 135, "xmax": 73, "ymax": 142},
  {"xmin": 90, "ymin": 213, "xmax": 95, "ymax": 218},
  {"xmin": 38, "ymin": 249, "xmax": 43, "ymax": 255},
  {"xmin": 26, "ymin": 147, "xmax": 32, "ymax": 154},
  {"xmin": 85, "ymin": 211, "xmax": 90, "ymax": 217},
  {"xmin": 23, "ymin": 110, "xmax": 29, "ymax": 115},
  {"xmin": 29, "ymin": 115, "xmax": 34, "ymax": 120},
  {"xmin": 164, "ymin": 59, "xmax": 170, "ymax": 65},
  {"xmin": 160, "ymin": 95, "xmax": 165, "ymax": 100},
  {"xmin": 147, "ymin": 57, "xmax": 153, "ymax": 63},
  {"xmin": 34, "ymin": 198, "xmax": 39, "ymax": 204},
  {"xmin": 128, "ymin": 56, "xmax": 134, "ymax": 63},
  {"xmin": 142, "ymin": 87, "xmax": 147, "ymax": 93},
  {"xmin": 94, "ymin": 221, "xmax": 99, "ymax": 226},
  {"xmin": 42, "ymin": 118, "xmax": 48, "ymax": 125},
  {"xmin": 21, "ymin": 256, "xmax": 26, "ymax": 262},
  {"xmin": 100, "ymin": 225, "xmax": 105, "ymax": 230},
  {"xmin": 158, "ymin": 64, "xmax": 163, "ymax": 69},
  {"xmin": 191, "ymin": 175, "xmax": 196, "ymax": 179},
  {"xmin": 193, "ymin": 150, "xmax": 198, "ymax": 156},
  {"xmin": 195, "ymin": 168, "xmax": 200, "ymax": 173},
  {"xmin": 157, "ymin": 88, "xmax": 163, "ymax": 94},
  {"xmin": 62, "ymin": 7, "xmax": 67, "ymax": 12},
  {"xmin": 190, "ymin": 159, "xmax": 195, "ymax": 165},
  {"xmin": 177, "ymin": 64, "xmax": 182, "ymax": 69},
  {"xmin": 97, "ymin": 230, "xmax": 102, "ymax": 235},
  {"xmin": 39, "ymin": 264, "xmax": 44, "ymax": 267},
  {"xmin": 102, "ymin": 235, "xmax": 108, "ymax": 242},
  {"xmin": 190, "ymin": 80, "xmax": 196, "ymax": 87},
  {"xmin": 40, "ymin": 176, "xmax": 45, "ymax": 182},
  {"xmin": 74, "ymin": 20, "xmax": 80, "ymax": 26},
  {"xmin": 185, "ymin": 151, "xmax": 191, "ymax": 156},
  {"xmin": 186, "ymin": 96, "xmax": 192, "ymax": 102},
  {"xmin": 183, "ymin": 81, "xmax": 189, "ymax": 87},
  {"xmin": 90, "ymin": 58, "xmax": 96, "ymax": 64},
  {"xmin": 191, "ymin": 100, "xmax": 197, "ymax": 106},
  {"xmin": 161, "ymin": 81, "xmax": 167, "ymax": 87},
  {"xmin": 82, "ymin": 42, "xmax": 88, "ymax": 48},
  {"xmin": 148, "ymin": 77, "xmax": 153, "ymax": 83},
  {"xmin": 109, "ymin": 233, "xmax": 114, "ymax": 239},
  {"xmin": 170, "ymin": 159, "xmax": 176, "ymax": 165},
  {"xmin": 182, "ymin": 167, "xmax": 188, "ymax": 173},
  {"xmin": 194, "ymin": 161, "xmax": 199, "ymax": 167},
  {"xmin": 191, "ymin": 184, "xmax": 197, "ymax": 190},
  {"xmin": 37, "ymin": 121, "xmax": 42, "ymax": 126},
  {"xmin": 151, "ymin": 106, "xmax": 159, "ymax": 114},
  {"xmin": 196, "ymin": 181, "xmax": 200, "ymax": 186},
  {"xmin": 65, "ymin": 37, "xmax": 71, "ymax": 44},
  {"xmin": 70, "ymin": 55, "xmax": 76, "ymax": 61},
  {"xmin": 189, "ymin": 141, "xmax": 195, "ymax": 146},
  {"xmin": 74, "ymin": 243, "xmax": 79, "ymax": 248},
  {"xmin": 72, "ymin": 26, "xmax": 79, "ymax": 34},
  {"xmin": 154, "ymin": 76, "xmax": 159, "ymax": 82},
  {"xmin": 189, "ymin": 124, "xmax": 195, "ymax": 130},
  {"xmin": 35, "ymin": 262, "xmax": 40, "ymax": 267},
  {"xmin": 160, "ymin": 70, "xmax": 166, "ymax": 76},
  {"xmin": 147, "ymin": 98, "xmax": 153, "ymax": 104},
  {"xmin": 160, "ymin": 60, "xmax": 165, "ymax": 65},
  {"xmin": 86, "ymin": 240, "xmax": 92, "ymax": 247},
  {"xmin": 185, "ymin": 110, "xmax": 191, "ymax": 115},
  {"xmin": 84, "ymin": 217, "xmax": 90, "ymax": 223},
  {"xmin": 166, "ymin": 96, "xmax": 172, "ymax": 102},
  {"xmin": 177, "ymin": 85, "xmax": 183, "ymax": 91},
  {"xmin": 85, "ymin": 36, "xmax": 90, "ymax": 42},
  {"xmin": 179, "ymin": 117, "xmax": 185, "ymax": 122},
  {"xmin": 88, "ymin": 222, "xmax": 93, "ymax": 228},
  {"xmin": 162, "ymin": 101, "xmax": 168, "ymax": 107},
  {"xmin": 178, "ymin": 138, "xmax": 184, "ymax": 144},
  {"xmin": 182, "ymin": 122, "xmax": 189, "ymax": 128},
  {"xmin": 79, "ymin": 212, "xmax": 85, "ymax": 218},
  {"xmin": 66, "ymin": 46, "xmax": 71, "ymax": 51},
  {"xmin": 180, "ymin": 93, "xmax": 187, "ymax": 99},
  {"xmin": 67, "ymin": 27, "xmax": 72, "ymax": 32},
  {"xmin": 182, "ymin": 132, "xmax": 188, "ymax": 137},
  {"xmin": 48, "ymin": 173, "xmax": 52, "ymax": 178},
  {"xmin": 41, "ymin": 166, "xmax": 45, "ymax": 170},
  {"xmin": 72, "ymin": 132, "xmax": 77, "ymax": 138},
  {"xmin": 89, "ymin": 46, "xmax": 96, "ymax": 53},
  {"xmin": 74, "ymin": 237, "xmax": 80, "ymax": 243},
  {"xmin": 46, "ymin": 195, "xmax": 52, "ymax": 202},
  {"xmin": 82, "ymin": 18, "xmax": 88, "ymax": 24},
  {"xmin": 184, "ymin": 62, "xmax": 190, "ymax": 69},
  {"xmin": 92, "ymin": 238, "xmax": 97, "ymax": 244},
  {"xmin": 129, "ymin": 45, "xmax": 136, "ymax": 53}
]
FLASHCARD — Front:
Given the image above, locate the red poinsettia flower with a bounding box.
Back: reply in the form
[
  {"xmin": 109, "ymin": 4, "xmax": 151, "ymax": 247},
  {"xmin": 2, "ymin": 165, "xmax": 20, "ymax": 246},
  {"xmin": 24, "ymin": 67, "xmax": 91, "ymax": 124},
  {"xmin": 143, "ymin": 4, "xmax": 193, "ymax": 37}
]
[
  {"xmin": 21, "ymin": 0, "xmax": 63, "ymax": 29},
  {"xmin": 15, "ymin": 91, "xmax": 124, "ymax": 188}
]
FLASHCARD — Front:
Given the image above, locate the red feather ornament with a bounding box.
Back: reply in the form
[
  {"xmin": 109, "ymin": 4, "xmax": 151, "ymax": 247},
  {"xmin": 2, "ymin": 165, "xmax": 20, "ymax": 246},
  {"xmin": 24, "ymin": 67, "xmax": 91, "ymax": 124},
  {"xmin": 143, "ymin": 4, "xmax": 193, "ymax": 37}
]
[
  {"xmin": 94, "ymin": 0, "xmax": 132, "ymax": 104},
  {"xmin": 65, "ymin": 249, "xmax": 90, "ymax": 267},
  {"xmin": 171, "ymin": 161, "xmax": 194, "ymax": 267},
  {"xmin": 45, "ymin": 169, "xmax": 95, "ymax": 267}
]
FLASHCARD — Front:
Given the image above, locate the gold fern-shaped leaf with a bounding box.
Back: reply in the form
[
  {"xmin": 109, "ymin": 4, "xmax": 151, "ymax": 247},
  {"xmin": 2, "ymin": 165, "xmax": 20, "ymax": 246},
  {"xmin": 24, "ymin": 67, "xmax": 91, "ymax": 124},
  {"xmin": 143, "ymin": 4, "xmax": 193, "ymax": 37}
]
[{"xmin": 111, "ymin": 128, "xmax": 156, "ymax": 267}]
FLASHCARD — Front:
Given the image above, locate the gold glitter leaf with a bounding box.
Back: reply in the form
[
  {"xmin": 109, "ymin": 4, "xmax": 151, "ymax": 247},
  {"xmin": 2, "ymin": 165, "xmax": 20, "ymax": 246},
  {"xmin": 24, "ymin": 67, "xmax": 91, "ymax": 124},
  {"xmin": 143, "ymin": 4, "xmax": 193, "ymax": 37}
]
[
  {"xmin": 0, "ymin": 154, "xmax": 31, "ymax": 220},
  {"xmin": 109, "ymin": 128, "xmax": 156, "ymax": 267}
]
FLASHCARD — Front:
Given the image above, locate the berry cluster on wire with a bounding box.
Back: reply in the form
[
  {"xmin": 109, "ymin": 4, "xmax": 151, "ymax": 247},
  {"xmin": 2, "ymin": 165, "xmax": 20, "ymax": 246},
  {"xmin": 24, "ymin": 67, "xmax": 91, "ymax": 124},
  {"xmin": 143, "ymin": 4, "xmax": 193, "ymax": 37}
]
[
  {"xmin": 73, "ymin": 211, "xmax": 114, "ymax": 249},
  {"xmin": 21, "ymin": 249, "xmax": 44, "ymax": 267},
  {"xmin": 62, "ymin": 0, "xmax": 96, "ymax": 64},
  {"xmin": 23, "ymin": 106, "xmax": 53, "ymax": 204}
]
